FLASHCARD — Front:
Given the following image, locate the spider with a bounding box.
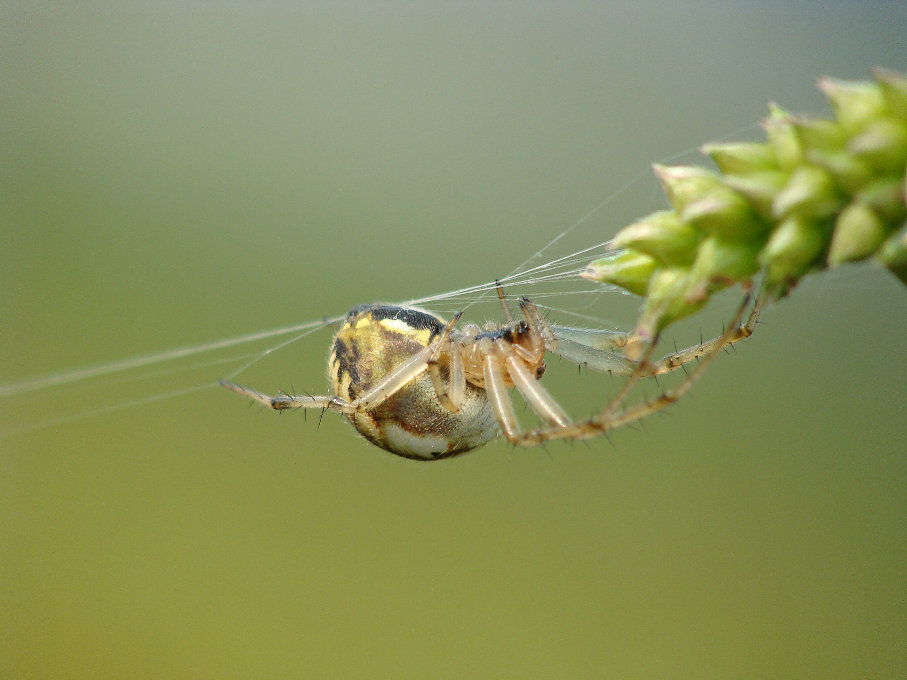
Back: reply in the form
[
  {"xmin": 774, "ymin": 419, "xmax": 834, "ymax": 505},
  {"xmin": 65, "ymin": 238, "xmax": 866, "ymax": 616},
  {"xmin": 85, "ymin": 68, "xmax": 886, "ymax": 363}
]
[{"xmin": 221, "ymin": 285, "xmax": 761, "ymax": 460}]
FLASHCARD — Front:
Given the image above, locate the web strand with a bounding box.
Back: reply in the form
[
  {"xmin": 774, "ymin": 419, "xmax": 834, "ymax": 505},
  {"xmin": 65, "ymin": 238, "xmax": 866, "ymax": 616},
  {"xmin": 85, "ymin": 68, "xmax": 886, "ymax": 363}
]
[{"xmin": 2, "ymin": 134, "xmax": 744, "ymax": 438}]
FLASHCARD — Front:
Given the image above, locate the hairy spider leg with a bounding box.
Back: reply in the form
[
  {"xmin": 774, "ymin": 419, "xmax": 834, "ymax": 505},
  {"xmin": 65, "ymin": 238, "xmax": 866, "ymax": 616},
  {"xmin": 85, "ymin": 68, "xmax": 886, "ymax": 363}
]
[
  {"xmin": 220, "ymin": 322, "xmax": 458, "ymax": 416},
  {"xmin": 491, "ymin": 290, "xmax": 759, "ymax": 446}
]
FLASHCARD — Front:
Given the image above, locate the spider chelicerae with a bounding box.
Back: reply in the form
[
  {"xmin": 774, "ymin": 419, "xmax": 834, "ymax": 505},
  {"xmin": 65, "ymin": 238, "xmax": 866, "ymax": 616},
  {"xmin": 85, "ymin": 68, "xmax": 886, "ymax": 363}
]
[{"xmin": 221, "ymin": 285, "xmax": 760, "ymax": 460}]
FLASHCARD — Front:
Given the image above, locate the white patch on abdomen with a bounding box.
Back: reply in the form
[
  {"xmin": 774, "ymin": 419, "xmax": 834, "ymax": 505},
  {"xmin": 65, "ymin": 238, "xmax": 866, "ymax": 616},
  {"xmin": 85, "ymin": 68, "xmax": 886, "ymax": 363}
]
[{"xmin": 382, "ymin": 424, "xmax": 449, "ymax": 459}]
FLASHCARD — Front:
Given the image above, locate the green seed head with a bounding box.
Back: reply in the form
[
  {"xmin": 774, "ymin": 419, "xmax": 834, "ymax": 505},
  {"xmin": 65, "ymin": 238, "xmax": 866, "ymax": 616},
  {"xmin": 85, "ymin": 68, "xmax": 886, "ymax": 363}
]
[
  {"xmin": 772, "ymin": 165, "xmax": 843, "ymax": 220},
  {"xmin": 877, "ymin": 221, "xmax": 907, "ymax": 285},
  {"xmin": 612, "ymin": 210, "xmax": 701, "ymax": 267},
  {"xmin": 701, "ymin": 142, "xmax": 778, "ymax": 174},
  {"xmin": 875, "ymin": 68, "xmax": 907, "ymax": 120},
  {"xmin": 681, "ymin": 187, "xmax": 763, "ymax": 240},
  {"xmin": 721, "ymin": 170, "xmax": 789, "ymax": 218},
  {"xmin": 856, "ymin": 177, "xmax": 907, "ymax": 223},
  {"xmin": 631, "ymin": 268, "xmax": 705, "ymax": 351},
  {"xmin": 791, "ymin": 117, "xmax": 848, "ymax": 151},
  {"xmin": 688, "ymin": 236, "xmax": 761, "ymax": 299},
  {"xmin": 848, "ymin": 118, "xmax": 907, "ymax": 172},
  {"xmin": 581, "ymin": 249, "xmax": 659, "ymax": 297},
  {"xmin": 763, "ymin": 103, "xmax": 803, "ymax": 171},
  {"xmin": 586, "ymin": 70, "xmax": 907, "ymax": 339},
  {"xmin": 805, "ymin": 148, "xmax": 873, "ymax": 194},
  {"xmin": 760, "ymin": 215, "xmax": 829, "ymax": 293},
  {"xmin": 828, "ymin": 202, "xmax": 888, "ymax": 266},
  {"xmin": 653, "ymin": 164, "xmax": 723, "ymax": 213},
  {"xmin": 818, "ymin": 77, "xmax": 888, "ymax": 135}
]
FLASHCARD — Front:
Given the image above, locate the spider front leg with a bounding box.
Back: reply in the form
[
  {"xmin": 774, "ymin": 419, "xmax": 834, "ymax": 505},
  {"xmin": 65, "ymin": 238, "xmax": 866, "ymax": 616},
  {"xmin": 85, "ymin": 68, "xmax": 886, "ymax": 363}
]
[
  {"xmin": 222, "ymin": 313, "xmax": 467, "ymax": 418},
  {"xmin": 220, "ymin": 347, "xmax": 435, "ymax": 416},
  {"xmin": 426, "ymin": 313, "xmax": 465, "ymax": 413},
  {"xmin": 516, "ymin": 290, "xmax": 758, "ymax": 446},
  {"xmin": 647, "ymin": 292, "xmax": 764, "ymax": 377},
  {"xmin": 219, "ymin": 380, "xmax": 344, "ymax": 412},
  {"xmin": 221, "ymin": 339, "xmax": 440, "ymax": 417},
  {"xmin": 593, "ymin": 290, "xmax": 759, "ymax": 432},
  {"xmin": 593, "ymin": 287, "xmax": 763, "ymax": 424},
  {"xmin": 480, "ymin": 337, "xmax": 572, "ymax": 445}
]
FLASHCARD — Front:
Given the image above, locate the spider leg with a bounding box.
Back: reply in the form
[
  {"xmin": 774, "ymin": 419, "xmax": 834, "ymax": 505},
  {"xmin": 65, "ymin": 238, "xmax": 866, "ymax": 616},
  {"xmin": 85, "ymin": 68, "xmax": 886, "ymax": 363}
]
[
  {"xmin": 219, "ymin": 380, "xmax": 342, "ymax": 412},
  {"xmin": 480, "ymin": 339, "xmax": 523, "ymax": 442},
  {"xmin": 545, "ymin": 289, "xmax": 763, "ymax": 379},
  {"xmin": 502, "ymin": 290, "xmax": 755, "ymax": 446},
  {"xmin": 595, "ymin": 335, "xmax": 660, "ymax": 423},
  {"xmin": 590, "ymin": 291, "xmax": 756, "ymax": 432},
  {"xmin": 345, "ymin": 345, "xmax": 434, "ymax": 411},
  {"xmin": 495, "ymin": 279, "xmax": 515, "ymax": 324},
  {"xmin": 221, "ymin": 330, "xmax": 448, "ymax": 416},
  {"xmin": 427, "ymin": 313, "xmax": 464, "ymax": 413},
  {"xmin": 647, "ymin": 293, "xmax": 764, "ymax": 376},
  {"xmin": 447, "ymin": 342, "xmax": 466, "ymax": 410},
  {"xmin": 502, "ymin": 348, "xmax": 570, "ymax": 427},
  {"xmin": 517, "ymin": 297, "xmax": 556, "ymax": 351},
  {"xmin": 526, "ymin": 297, "xmax": 636, "ymax": 375},
  {"xmin": 549, "ymin": 324, "xmax": 630, "ymax": 351},
  {"xmin": 480, "ymin": 338, "xmax": 573, "ymax": 445},
  {"xmin": 549, "ymin": 337, "xmax": 635, "ymax": 375}
]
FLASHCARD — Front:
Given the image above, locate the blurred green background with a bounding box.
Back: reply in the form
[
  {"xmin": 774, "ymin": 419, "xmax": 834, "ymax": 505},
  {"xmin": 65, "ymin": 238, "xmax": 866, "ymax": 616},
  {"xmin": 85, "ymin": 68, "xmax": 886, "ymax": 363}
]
[{"xmin": 2, "ymin": 2, "xmax": 905, "ymax": 678}]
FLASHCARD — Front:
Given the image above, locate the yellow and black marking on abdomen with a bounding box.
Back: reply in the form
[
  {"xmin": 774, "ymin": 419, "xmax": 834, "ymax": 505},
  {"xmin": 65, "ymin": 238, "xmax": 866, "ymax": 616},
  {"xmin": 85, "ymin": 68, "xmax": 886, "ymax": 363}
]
[{"xmin": 329, "ymin": 305, "xmax": 497, "ymax": 460}]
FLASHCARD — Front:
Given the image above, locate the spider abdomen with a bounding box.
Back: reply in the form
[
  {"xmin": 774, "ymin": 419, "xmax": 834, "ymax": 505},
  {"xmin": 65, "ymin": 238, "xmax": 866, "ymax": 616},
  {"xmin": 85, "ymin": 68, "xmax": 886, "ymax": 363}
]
[{"xmin": 330, "ymin": 305, "xmax": 498, "ymax": 460}]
